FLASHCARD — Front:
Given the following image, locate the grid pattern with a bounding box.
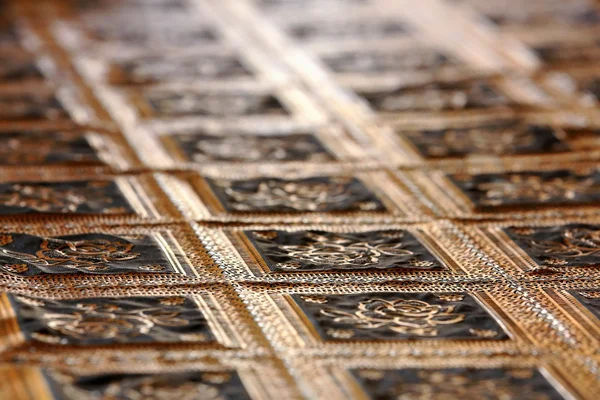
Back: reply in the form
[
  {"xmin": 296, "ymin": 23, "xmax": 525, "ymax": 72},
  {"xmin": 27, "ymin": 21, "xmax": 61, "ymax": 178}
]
[{"xmin": 1, "ymin": 0, "xmax": 600, "ymax": 398}]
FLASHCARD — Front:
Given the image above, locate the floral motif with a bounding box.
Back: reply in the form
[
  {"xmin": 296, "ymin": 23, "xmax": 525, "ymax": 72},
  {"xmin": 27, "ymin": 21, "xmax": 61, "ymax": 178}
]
[
  {"xmin": 0, "ymin": 184, "xmax": 88, "ymax": 212},
  {"xmin": 0, "ymin": 233, "xmax": 176, "ymax": 275},
  {"xmin": 50, "ymin": 371, "xmax": 250, "ymax": 400},
  {"xmin": 320, "ymin": 298, "xmax": 465, "ymax": 337},
  {"xmin": 43, "ymin": 302, "xmax": 188, "ymax": 340},
  {"xmin": 528, "ymin": 227, "xmax": 600, "ymax": 258},
  {"xmin": 388, "ymin": 370, "xmax": 557, "ymax": 400},
  {"xmin": 367, "ymin": 81, "xmax": 509, "ymax": 112},
  {"xmin": 12, "ymin": 295, "xmax": 212, "ymax": 345},
  {"xmin": 476, "ymin": 174, "xmax": 598, "ymax": 206},
  {"xmin": 251, "ymin": 230, "xmax": 443, "ymax": 272},
  {"xmin": 148, "ymin": 92, "xmax": 285, "ymax": 117},
  {"xmin": 509, "ymin": 225, "xmax": 600, "ymax": 268},
  {"xmin": 274, "ymin": 231, "xmax": 413, "ymax": 267},
  {"xmin": 0, "ymin": 134, "xmax": 99, "ymax": 165},
  {"xmin": 225, "ymin": 179, "xmax": 347, "ymax": 211},
  {"xmin": 31, "ymin": 237, "xmax": 140, "ymax": 271},
  {"xmin": 421, "ymin": 126, "xmax": 538, "ymax": 157},
  {"xmin": 0, "ymin": 182, "xmax": 128, "ymax": 214},
  {"xmin": 177, "ymin": 134, "xmax": 333, "ymax": 162},
  {"xmin": 89, "ymin": 376, "xmax": 223, "ymax": 400},
  {"xmin": 215, "ymin": 177, "xmax": 384, "ymax": 213}
]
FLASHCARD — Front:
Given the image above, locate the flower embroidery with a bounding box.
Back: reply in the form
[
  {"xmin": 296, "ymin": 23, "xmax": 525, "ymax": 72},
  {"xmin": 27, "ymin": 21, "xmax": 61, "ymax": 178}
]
[
  {"xmin": 421, "ymin": 125, "xmax": 538, "ymax": 157},
  {"xmin": 0, "ymin": 182, "xmax": 126, "ymax": 214},
  {"xmin": 218, "ymin": 178, "xmax": 381, "ymax": 212},
  {"xmin": 0, "ymin": 184, "xmax": 88, "ymax": 212},
  {"xmin": 320, "ymin": 298, "xmax": 465, "ymax": 337},
  {"xmin": 183, "ymin": 135, "xmax": 331, "ymax": 162},
  {"xmin": 509, "ymin": 226, "xmax": 600, "ymax": 268},
  {"xmin": 105, "ymin": 378, "xmax": 224, "ymax": 400},
  {"xmin": 43, "ymin": 303, "xmax": 188, "ymax": 340},
  {"xmin": 13, "ymin": 295, "xmax": 212, "ymax": 345},
  {"xmin": 476, "ymin": 175, "xmax": 598, "ymax": 206},
  {"xmin": 392, "ymin": 371, "xmax": 555, "ymax": 400},
  {"xmin": 225, "ymin": 179, "xmax": 350, "ymax": 211},
  {"xmin": 33, "ymin": 237, "xmax": 140, "ymax": 270},
  {"xmin": 276, "ymin": 232, "xmax": 413, "ymax": 266},
  {"xmin": 532, "ymin": 228, "xmax": 600, "ymax": 257}
]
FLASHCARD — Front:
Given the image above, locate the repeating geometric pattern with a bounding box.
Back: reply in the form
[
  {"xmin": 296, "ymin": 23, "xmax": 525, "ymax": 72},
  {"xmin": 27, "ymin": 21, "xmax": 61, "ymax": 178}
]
[{"xmin": 1, "ymin": 0, "xmax": 600, "ymax": 399}]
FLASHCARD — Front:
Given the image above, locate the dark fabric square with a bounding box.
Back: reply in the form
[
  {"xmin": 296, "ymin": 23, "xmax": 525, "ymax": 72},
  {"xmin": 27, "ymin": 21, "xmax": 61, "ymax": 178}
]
[
  {"xmin": 350, "ymin": 368, "xmax": 564, "ymax": 399},
  {"xmin": 0, "ymin": 52, "xmax": 43, "ymax": 82},
  {"xmin": 205, "ymin": 176, "xmax": 386, "ymax": 213},
  {"xmin": 112, "ymin": 55, "xmax": 251, "ymax": 85},
  {"xmin": 44, "ymin": 370, "xmax": 251, "ymax": 400},
  {"xmin": 403, "ymin": 121, "xmax": 568, "ymax": 158},
  {"xmin": 9, "ymin": 294, "xmax": 215, "ymax": 345},
  {"xmin": 0, "ymin": 131, "xmax": 102, "ymax": 166},
  {"xmin": 569, "ymin": 290, "xmax": 600, "ymax": 321},
  {"xmin": 172, "ymin": 133, "xmax": 334, "ymax": 162},
  {"xmin": 288, "ymin": 20, "xmax": 406, "ymax": 41},
  {"xmin": 450, "ymin": 170, "xmax": 600, "ymax": 209},
  {"xmin": 245, "ymin": 230, "xmax": 445, "ymax": 272},
  {"xmin": 291, "ymin": 292, "xmax": 510, "ymax": 341},
  {"xmin": 360, "ymin": 80, "xmax": 511, "ymax": 112},
  {"xmin": 0, "ymin": 180, "xmax": 133, "ymax": 214},
  {"xmin": 0, "ymin": 92, "xmax": 68, "ymax": 120},
  {"xmin": 0, "ymin": 233, "xmax": 180, "ymax": 275},
  {"xmin": 505, "ymin": 224, "xmax": 600, "ymax": 269},
  {"xmin": 322, "ymin": 50, "xmax": 449, "ymax": 74},
  {"xmin": 144, "ymin": 91, "xmax": 288, "ymax": 117}
]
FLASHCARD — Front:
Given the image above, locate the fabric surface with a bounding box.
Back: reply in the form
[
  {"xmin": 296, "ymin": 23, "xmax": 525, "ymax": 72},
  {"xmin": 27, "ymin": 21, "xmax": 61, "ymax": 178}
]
[{"xmin": 0, "ymin": 0, "xmax": 600, "ymax": 399}]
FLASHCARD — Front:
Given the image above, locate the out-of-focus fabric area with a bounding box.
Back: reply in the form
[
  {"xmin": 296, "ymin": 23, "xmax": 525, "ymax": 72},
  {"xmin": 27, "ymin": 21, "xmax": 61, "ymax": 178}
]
[{"xmin": 0, "ymin": 0, "xmax": 600, "ymax": 398}]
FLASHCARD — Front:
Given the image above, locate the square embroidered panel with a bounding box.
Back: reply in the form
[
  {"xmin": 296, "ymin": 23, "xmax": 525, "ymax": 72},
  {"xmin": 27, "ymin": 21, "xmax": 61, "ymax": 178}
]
[{"xmin": 1, "ymin": 0, "xmax": 600, "ymax": 399}]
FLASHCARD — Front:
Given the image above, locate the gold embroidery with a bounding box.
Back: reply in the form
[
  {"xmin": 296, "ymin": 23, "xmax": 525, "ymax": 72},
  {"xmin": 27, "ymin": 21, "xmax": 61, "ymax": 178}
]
[
  {"xmin": 187, "ymin": 135, "xmax": 331, "ymax": 162},
  {"xmin": 57, "ymin": 374, "xmax": 226, "ymax": 400},
  {"xmin": 0, "ymin": 237, "xmax": 140, "ymax": 273},
  {"xmin": 477, "ymin": 175, "xmax": 598, "ymax": 206},
  {"xmin": 37, "ymin": 238, "xmax": 139, "ymax": 268},
  {"xmin": 273, "ymin": 232, "xmax": 413, "ymax": 267},
  {"xmin": 40, "ymin": 302, "xmax": 189, "ymax": 340},
  {"xmin": 525, "ymin": 228, "xmax": 600, "ymax": 260},
  {"xmin": 0, "ymin": 136, "xmax": 96, "ymax": 165},
  {"xmin": 221, "ymin": 179, "xmax": 378, "ymax": 211},
  {"xmin": 320, "ymin": 298, "xmax": 465, "ymax": 336},
  {"xmin": 386, "ymin": 370, "xmax": 553, "ymax": 400},
  {"xmin": 426, "ymin": 127, "xmax": 536, "ymax": 156},
  {"xmin": 0, "ymin": 183, "xmax": 121, "ymax": 213},
  {"xmin": 104, "ymin": 378, "xmax": 224, "ymax": 400}
]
